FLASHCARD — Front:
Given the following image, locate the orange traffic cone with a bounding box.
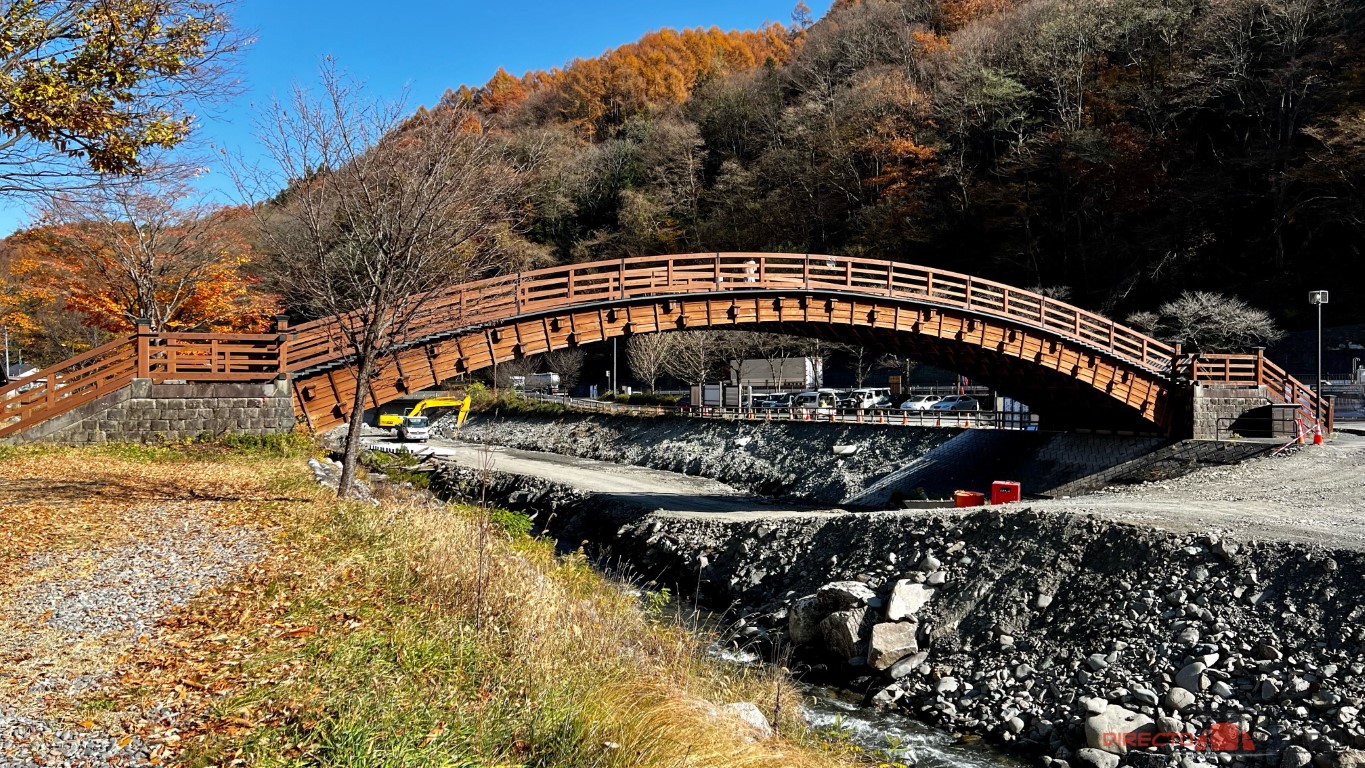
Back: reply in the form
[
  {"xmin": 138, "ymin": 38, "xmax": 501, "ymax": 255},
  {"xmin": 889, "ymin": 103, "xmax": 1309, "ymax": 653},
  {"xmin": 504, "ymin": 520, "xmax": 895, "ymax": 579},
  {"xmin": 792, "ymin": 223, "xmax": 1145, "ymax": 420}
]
[
  {"xmin": 1313, "ymin": 423, "xmax": 1324, "ymax": 445},
  {"xmin": 1296, "ymin": 419, "xmax": 1306, "ymax": 445}
]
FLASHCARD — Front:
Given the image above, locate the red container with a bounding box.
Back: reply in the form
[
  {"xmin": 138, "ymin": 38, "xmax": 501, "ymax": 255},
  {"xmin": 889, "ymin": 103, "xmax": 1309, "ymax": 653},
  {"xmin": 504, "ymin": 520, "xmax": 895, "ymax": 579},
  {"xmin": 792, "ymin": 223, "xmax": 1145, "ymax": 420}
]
[
  {"xmin": 992, "ymin": 480, "xmax": 1022, "ymax": 505},
  {"xmin": 954, "ymin": 490, "xmax": 986, "ymax": 508}
]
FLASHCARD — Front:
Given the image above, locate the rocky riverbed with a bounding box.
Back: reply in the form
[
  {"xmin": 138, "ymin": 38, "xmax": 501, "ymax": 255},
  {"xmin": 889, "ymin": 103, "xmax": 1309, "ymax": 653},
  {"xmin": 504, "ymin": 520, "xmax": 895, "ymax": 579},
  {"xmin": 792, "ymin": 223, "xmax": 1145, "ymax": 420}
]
[
  {"xmin": 621, "ymin": 508, "xmax": 1365, "ymax": 768},
  {"xmin": 431, "ymin": 457, "xmax": 1365, "ymax": 768}
]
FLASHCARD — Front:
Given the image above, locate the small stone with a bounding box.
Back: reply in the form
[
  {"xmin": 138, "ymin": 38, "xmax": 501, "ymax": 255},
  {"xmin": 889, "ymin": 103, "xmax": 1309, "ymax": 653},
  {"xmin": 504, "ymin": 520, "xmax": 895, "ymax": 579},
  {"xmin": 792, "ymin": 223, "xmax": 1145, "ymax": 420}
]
[
  {"xmin": 1085, "ymin": 704, "xmax": 1154, "ymax": 755},
  {"xmin": 887, "ymin": 650, "xmax": 929, "ymax": 680},
  {"xmin": 1132, "ymin": 688, "xmax": 1159, "ymax": 707},
  {"xmin": 1165, "ymin": 687, "xmax": 1197, "ymax": 711},
  {"xmin": 1176, "ymin": 662, "xmax": 1209, "ymax": 692},
  {"xmin": 1006, "ymin": 716, "xmax": 1026, "ymax": 734},
  {"xmin": 1210, "ymin": 680, "xmax": 1233, "ymax": 698},
  {"xmin": 1036, "ymin": 593, "xmax": 1054, "ymax": 609},
  {"xmin": 722, "ymin": 702, "xmax": 773, "ymax": 740},
  {"xmin": 1076, "ymin": 748, "xmax": 1121, "ymax": 768},
  {"xmin": 934, "ymin": 676, "xmax": 960, "ymax": 694},
  {"xmin": 919, "ymin": 554, "xmax": 942, "ymax": 572},
  {"xmin": 1281, "ymin": 746, "xmax": 1312, "ymax": 768},
  {"xmin": 1087, "ymin": 653, "xmax": 1110, "ymax": 672}
]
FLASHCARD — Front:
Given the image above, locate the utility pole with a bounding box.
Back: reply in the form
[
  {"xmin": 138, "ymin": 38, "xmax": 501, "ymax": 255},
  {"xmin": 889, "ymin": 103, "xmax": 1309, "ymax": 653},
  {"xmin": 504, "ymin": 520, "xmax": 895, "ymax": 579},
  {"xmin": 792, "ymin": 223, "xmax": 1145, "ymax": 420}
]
[
  {"xmin": 612, "ymin": 337, "xmax": 618, "ymax": 396},
  {"xmin": 1309, "ymin": 291, "xmax": 1329, "ymax": 426}
]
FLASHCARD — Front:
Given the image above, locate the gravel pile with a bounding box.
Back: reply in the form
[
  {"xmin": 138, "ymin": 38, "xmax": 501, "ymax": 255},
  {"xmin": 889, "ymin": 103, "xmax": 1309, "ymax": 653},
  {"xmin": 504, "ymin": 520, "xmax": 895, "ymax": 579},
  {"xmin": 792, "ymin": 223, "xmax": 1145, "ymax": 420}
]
[{"xmin": 0, "ymin": 506, "xmax": 266, "ymax": 767}]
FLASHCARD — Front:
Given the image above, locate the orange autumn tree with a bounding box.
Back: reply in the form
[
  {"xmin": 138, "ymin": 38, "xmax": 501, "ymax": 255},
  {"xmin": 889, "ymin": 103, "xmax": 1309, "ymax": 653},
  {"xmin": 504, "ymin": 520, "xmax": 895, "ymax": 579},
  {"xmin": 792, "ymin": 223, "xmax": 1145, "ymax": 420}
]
[{"xmin": 20, "ymin": 181, "xmax": 274, "ymax": 334}]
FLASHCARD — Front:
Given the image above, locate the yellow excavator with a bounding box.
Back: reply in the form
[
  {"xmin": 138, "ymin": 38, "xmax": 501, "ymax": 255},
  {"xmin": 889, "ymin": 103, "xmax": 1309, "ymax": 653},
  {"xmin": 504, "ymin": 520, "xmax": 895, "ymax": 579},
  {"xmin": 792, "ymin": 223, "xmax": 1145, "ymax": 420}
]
[{"xmin": 378, "ymin": 396, "xmax": 471, "ymax": 442}]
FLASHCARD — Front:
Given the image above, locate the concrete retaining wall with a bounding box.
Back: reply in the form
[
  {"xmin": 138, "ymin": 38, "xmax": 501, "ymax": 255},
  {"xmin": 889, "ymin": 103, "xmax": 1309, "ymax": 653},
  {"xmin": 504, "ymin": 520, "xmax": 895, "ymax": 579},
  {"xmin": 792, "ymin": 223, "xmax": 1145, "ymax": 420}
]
[{"xmin": 8, "ymin": 378, "xmax": 296, "ymax": 445}]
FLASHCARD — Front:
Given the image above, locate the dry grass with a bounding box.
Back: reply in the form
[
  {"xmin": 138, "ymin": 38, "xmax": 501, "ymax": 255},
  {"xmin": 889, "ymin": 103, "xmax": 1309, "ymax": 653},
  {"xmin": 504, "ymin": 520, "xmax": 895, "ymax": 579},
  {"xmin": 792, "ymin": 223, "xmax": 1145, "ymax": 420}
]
[{"xmin": 0, "ymin": 441, "xmax": 869, "ymax": 767}]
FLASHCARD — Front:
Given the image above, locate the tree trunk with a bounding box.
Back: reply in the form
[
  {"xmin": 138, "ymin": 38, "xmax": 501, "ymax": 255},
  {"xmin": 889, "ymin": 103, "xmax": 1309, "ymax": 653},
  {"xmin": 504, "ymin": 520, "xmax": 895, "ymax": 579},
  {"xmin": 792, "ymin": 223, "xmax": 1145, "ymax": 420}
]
[{"xmin": 337, "ymin": 351, "xmax": 375, "ymax": 498}]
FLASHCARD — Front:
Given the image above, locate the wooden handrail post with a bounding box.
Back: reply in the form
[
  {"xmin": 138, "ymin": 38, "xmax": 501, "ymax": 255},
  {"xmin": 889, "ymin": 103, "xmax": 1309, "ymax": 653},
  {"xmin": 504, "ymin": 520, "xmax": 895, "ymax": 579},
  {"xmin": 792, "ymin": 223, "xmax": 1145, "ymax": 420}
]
[
  {"xmin": 1254, "ymin": 347, "xmax": 1265, "ymax": 386},
  {"xmin": 135, "ymin": 317, "xmax": 152, "ymax": 379},
  {"xmin": 515, "ymin": 272, "xmax": 523, "ymax": 314},
  {"xmin": 274, "ymin": 314, "xmax": 291, "ymax": 379},
  {"xmin": 803, "ymin": 255, "xmax": 810, "ymax": 290},
  {"xmin": 714, "ymin": 253, "xmax": 721, "ymax": 290},
  {"xmin": 619, "ymin": 258, "xmax": 626, "ymax": 299}
]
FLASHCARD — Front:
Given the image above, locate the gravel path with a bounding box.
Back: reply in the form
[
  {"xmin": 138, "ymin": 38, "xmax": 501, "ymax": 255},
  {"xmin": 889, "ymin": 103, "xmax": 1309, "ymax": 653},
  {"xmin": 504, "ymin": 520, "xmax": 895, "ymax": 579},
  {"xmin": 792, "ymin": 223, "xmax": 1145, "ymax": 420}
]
[
  {"xmin": 0, "ymin": 505, "xmax": 266, "ymax": 767},
  {"xmin": 1032, "ymin": 433, "xmax": 1365, "ymax": 549}
]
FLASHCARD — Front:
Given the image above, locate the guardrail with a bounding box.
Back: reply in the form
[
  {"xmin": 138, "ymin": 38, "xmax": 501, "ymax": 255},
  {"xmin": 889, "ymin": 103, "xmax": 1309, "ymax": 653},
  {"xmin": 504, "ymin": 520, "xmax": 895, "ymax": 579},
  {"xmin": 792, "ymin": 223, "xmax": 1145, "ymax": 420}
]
[{"xmin": 523, "ymin": 393, "xmax": 1038, "ymax": 429}]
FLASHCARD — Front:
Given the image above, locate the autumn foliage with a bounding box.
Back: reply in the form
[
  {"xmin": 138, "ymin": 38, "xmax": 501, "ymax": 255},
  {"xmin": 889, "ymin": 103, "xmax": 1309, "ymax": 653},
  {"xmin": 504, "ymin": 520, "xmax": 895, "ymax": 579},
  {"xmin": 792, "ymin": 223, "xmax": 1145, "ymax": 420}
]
[{"xmin": 449, "ymin": 25, "xmax": 797, "ymax": 135}]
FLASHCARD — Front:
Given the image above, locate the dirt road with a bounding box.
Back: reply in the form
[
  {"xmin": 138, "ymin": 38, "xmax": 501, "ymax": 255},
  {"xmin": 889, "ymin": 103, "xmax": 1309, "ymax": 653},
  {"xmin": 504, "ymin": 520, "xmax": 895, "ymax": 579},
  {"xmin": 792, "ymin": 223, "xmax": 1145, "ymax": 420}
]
[
  {"xmin": 1032, "ymin": 434, "xmax": 1365, "ymax": 549},
  {"xmin": 368, "ymin": 439, "xmax": 831, "ymax": 518},
  {"xmin": 393, "ymin": 433, "xmax": 1365, "ymax": 550}
]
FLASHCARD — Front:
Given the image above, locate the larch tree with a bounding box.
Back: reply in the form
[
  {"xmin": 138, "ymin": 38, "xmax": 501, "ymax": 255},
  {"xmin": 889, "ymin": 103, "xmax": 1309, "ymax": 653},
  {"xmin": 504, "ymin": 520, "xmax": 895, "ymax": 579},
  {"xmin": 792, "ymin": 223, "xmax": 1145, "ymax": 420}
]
[{"xmin": 240, "ymin": 62, "xmax": 522, "ymax": 498}]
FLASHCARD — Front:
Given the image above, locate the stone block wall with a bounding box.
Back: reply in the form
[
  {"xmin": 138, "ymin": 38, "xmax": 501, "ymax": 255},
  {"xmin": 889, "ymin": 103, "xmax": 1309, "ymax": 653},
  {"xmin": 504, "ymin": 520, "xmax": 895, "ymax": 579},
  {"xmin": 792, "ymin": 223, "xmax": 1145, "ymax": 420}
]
[
  {"xmin": 1190, "ymin": 384, "xmax": 1270, "ymax": 440},
  {"xmin": 10, "ymin": 378, "xmax": 296, "ymax": 445}
]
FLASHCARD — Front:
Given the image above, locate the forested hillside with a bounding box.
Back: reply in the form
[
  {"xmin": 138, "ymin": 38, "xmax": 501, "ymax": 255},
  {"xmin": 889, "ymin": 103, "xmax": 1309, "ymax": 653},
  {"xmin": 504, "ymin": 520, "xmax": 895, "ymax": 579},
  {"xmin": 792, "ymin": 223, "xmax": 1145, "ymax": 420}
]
[
  {"xmin": 3, "ymin": 0, "xmax": 1362, "ymax": 366},
  {"xmin": 456, "ymin": 0, "xmax": 1364, "ymax": 328}
]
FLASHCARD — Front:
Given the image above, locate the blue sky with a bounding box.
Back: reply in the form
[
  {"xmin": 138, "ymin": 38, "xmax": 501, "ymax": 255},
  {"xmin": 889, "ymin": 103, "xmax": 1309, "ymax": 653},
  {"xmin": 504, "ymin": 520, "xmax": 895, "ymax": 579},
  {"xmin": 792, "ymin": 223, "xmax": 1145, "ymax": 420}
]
[{"xmin": 0, "ymin": 0, "xmax": 832, "ymax": 235}]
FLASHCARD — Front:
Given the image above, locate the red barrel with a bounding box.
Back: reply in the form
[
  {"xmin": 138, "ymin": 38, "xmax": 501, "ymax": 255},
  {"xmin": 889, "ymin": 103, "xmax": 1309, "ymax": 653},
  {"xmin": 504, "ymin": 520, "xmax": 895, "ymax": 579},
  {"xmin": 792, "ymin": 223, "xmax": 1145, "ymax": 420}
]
[
  {"xmin": 954, "ymin": 490, "xmax": 987, "ymax": 508},
  {"xmin": 991, "ymin": 480, "xmax": 1022, "ymax": 505}
]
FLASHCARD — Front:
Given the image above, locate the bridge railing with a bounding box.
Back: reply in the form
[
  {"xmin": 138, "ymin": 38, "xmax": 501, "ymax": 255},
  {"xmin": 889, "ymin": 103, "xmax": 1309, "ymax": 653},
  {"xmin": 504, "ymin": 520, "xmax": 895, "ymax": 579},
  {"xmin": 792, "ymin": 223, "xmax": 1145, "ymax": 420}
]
[
  {"xmin": 1, "ymin": 253, "xmax": 1333, "ymax": 438},
  {"xmin": 0, "ymin": 324, "xmax": 287, "ymax": 440},
  {"xmin": 1186, "ymin": 352, "xmax": 1331, "ymax": 430},
  {"xmin": 0, "ymin": 337, "xmax": 138, "ymax": 439},
  {"xmin": 287, "ymin": 253, "xmax": 1181, "ymax": 377}
]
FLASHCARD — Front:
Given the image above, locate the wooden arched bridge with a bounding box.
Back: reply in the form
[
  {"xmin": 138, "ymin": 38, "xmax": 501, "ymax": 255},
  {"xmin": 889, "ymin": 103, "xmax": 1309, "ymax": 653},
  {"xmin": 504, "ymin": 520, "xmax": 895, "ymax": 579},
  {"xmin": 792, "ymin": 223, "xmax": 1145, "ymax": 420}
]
[{"xmin": 0, "ymin": 253, "xmax": 1329, "ymax": 441}]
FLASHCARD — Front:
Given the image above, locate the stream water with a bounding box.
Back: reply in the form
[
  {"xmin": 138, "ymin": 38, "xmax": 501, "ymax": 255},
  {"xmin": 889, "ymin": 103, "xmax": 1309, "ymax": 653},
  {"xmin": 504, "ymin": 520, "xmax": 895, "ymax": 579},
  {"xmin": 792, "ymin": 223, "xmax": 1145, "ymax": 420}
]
[
  {"xmin": 712, "ymin": 647, "xmax": 1021, "ymax": 768},
  {"xmin": 799, "ymin": 684, "xmax": 1023, "ymax": 768}
]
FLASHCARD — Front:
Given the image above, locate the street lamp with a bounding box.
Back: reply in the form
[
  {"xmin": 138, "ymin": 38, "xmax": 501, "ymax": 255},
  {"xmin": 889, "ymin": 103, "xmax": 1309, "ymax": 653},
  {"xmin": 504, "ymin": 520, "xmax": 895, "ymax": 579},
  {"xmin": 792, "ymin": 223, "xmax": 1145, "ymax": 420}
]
[{"xmin": 1309, "ymin": 290, "xmax": 1329, "ymax": 427}]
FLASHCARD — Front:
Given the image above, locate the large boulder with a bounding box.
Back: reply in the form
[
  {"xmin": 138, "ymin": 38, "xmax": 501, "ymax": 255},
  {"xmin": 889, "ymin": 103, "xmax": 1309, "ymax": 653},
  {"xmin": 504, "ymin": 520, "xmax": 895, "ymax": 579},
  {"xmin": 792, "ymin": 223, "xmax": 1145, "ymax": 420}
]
[
  {"xmin": 788, "ymin": 595, "xmax": 824, "ymax": 645},
  {"xmin": 867, "ymin": 621, "xmax": 918, "ymax": 671},
  {"xmin": 1085, "ymin": 704, "xmax": 1155, "ymax": 755},
  {"xmin": 816, "ymin": 581, "xmax": 877, "ymax": 611},
  {"xmin": 819, "ymin": 607, "xmax": 869, "ymax": 660},
  {"xmin": 886, "ymin": 580, "xmax": 938, "ymax": 621}
]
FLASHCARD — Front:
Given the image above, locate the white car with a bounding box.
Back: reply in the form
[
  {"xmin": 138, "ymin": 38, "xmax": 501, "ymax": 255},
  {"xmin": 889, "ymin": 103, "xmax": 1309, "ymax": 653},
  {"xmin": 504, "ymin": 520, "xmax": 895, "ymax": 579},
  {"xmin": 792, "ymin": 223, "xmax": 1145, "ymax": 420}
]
[
  {"xmin": 900, "ymin": 395, "xmax": 942, "ymax": 411},
  {"xmin": 396, "ymin": 415, "xmax": 431, "ymax": 442}
]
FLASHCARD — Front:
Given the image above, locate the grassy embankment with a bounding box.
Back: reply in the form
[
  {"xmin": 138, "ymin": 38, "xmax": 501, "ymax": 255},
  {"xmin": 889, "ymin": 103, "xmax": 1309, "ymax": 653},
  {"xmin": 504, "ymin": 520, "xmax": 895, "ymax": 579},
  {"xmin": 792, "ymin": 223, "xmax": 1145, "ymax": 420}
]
[{"xmin": 0, "ymin": 437, "xmax": 881, "ymax": 767}]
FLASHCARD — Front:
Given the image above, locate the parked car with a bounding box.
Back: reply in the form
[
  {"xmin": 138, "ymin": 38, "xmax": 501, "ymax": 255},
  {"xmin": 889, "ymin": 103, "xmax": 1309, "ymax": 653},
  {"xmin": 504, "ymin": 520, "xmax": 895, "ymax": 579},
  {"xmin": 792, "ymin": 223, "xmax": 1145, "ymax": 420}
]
[
  {"xmin": 794, "ymin": 389, "xmax": 839, "ymax": 415},
  {"xmin": 931, "ymin": 395, "xmax": 980, "ymax": 411},
  {"xmin": 900, "ymin": 394, "xmax": 942, "ymax": 411},
  {"xmin": 755, "ymin": 392, "xmax": 793, "ymax": 408},
  {"xmin": 849, "ymin": 387, "xmax": 892, "ymax": 408}
]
